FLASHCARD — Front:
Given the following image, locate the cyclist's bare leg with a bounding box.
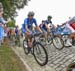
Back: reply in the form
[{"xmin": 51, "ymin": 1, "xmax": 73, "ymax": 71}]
[
  {"xmin": 70, "ymin": 33, "xmax": 75, "ymax": 39},
  {"xmin": 70, "ymin": 33, "xmax": 75, "ymax": 45},
  {"xmin": 25, "ymin": 32, "xmax": 33, "ymax": 48},
  {"xmin": 44, "ymin": 31, "xmax": 48, "ymax": 40}
]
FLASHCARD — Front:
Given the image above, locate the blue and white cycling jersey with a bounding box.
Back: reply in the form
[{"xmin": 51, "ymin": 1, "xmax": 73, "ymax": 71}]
[
  {"xmin": 61, "ymin": 24, "xmax": 71, "ymax": 35},
  {"xmin": 22, "ymin": 18, "xmax": 37, "ymax": 33},
  {"xmin": 42, "ymin": 20, "xmax": 52, "ymax": 31},
  {"xmin": 56, "ymin": 25, "xmax": 71, "ymax": 35}
]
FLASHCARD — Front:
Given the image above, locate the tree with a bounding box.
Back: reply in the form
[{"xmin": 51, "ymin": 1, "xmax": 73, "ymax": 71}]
[
  {"xmin": 7, "ymin": 20, "xmax": 15, "ymax": 27},
  {"xmin": 0, "ymin": 0, "xmax": 30, "ymax": 19}
]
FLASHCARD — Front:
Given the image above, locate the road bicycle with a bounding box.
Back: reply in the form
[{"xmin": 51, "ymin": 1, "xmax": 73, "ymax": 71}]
[
  {"xmin": 39, "ymin": 31, "xmax": 64, "ymax": 50},
  {"xmin": 23, "ymin": 32, "xmax": 48, "ymax": 66}
]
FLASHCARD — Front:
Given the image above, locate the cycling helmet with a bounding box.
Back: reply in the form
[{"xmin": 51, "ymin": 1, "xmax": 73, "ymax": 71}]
[
  {"xmin": 28, "ymin": 11, "xmax": 35, "ymax": 17},
  {"xmin": 47, "ymin": 15, "xmax": 52, "ymax": 19}
]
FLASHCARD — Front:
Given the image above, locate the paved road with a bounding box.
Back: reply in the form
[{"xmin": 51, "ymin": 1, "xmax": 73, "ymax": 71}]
[
  {"xmin": 11, "ymin": 38, "xmax": 75, "ymax": 71},
  {"xmin": 45, "ymin": 44, "xmax": 75, "ymax": 71}
]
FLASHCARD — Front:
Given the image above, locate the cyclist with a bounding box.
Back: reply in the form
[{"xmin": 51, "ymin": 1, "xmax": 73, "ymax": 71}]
[
  {"xmin": 61, "ymin": 23, "xmax": 72, "ymax": 46},
  {"xmin": 15, "ymin": 25, "xmax": 19, "ymax": 37},
  {"xmin": 40, "ymin": 15, "xmax": 54, "ymax": 43},
  {"xmin": 15, "ymin": 25, "xmax": 20, "ymax": 46},
  {"xmin": 43, "ymin": 15, "xmax": 53, "ymax": 31},
  {"xmin": 68, "ymin": 17, "xmax": 75, "ymax": 46},
  {"xmin": 22, "ymin": 11, "xmax": 42, "ymax": 52},
  {"xmin": 39, "ymin": 20, "xmax": 45, "ymax": 28},
  {"xmin": 55, "ymin": 23, "xmax": 72, "ymax": 47},
  {"xmin": 62, "ymin": 17, "xmax": 75, "ymax": 46}
]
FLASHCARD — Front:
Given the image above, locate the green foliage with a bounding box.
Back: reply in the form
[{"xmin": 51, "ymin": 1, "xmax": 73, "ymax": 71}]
[
  {"xmin": 7, "ymin": 20, "xmax": 15, "ymax": 27},
  {"xmin": 0, "ymin": 0, "xmax": 30, "ymax": 19},
  {"xmin": 0, "ymin": 45, "xmax": 28, "ymax": 71}
]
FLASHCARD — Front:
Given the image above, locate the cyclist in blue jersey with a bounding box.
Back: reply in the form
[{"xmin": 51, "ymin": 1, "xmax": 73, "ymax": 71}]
[
  {"xmin": 15, "ymin": 26, "xmax": 19, "ymax": 36},
  {"xmin": 42, "ymin": 15, "xmax": 53, "ymax": 32},
  {"xmin": 22, "ymin": 11, "xmax": 42, "ymax": 51},
  {"xmin": 56, "ymin": 23, "xmax": 72, "ymax": 46},
  {"xmin": 40, "ymin": 15, "xmax": 54, "ymax": 43},
  {"xmin": 15, "ymin": 25, "xmax": 21, "ymax": 46}
]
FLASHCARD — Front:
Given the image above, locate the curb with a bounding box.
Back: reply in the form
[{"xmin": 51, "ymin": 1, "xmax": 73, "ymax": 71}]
[
  {"xmin": 11, "ymin": 47, "xmax": 56, "ymax": 71},
  {"xmin": 11, "ymin": 47, "xmax": 32, "ymax": 71}
]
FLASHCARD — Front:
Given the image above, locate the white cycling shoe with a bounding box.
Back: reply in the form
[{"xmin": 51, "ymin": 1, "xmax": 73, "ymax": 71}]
[{"xmin": 65, "ymin": 40, "xmax": 72, "ymax": 47}]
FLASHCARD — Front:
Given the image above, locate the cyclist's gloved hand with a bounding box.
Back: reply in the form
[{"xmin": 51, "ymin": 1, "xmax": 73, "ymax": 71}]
[{"xmin": 30, "ymin": 32, "xmax": 33, "ymax": 35}]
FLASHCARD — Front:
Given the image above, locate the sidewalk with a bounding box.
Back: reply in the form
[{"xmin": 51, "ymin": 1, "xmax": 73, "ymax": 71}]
[{"xmin": 11, "ymin": 46, "xmax": 56, "ymax": 71}]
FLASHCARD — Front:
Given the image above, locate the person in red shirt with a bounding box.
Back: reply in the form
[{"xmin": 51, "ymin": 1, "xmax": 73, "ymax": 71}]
[{"xmin": 67, "ymin": 17, "xmax": 75, "ymax": 46}]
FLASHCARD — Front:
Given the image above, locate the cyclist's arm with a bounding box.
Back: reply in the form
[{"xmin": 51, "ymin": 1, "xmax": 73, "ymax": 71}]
[
  {"xmin": 45, "ymin": 24, "xmax": 50, "ymax": 32},
  {"xmin": 36, "ymin": 26, "xmax": 43, "ymax": 33},
  {"xmin": 34, "ymin": 19, "xmax": 42, "ymax": 33},
  {"xmin": 24, "ymin": 18, "xmax": 31, "ymax": 33},
  {"xmin": 25, "ymin": 25, "xmax": 31, "ymax": 33}
]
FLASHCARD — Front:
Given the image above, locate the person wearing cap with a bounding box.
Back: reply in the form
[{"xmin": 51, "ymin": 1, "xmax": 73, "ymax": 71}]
[{"xmin": 22, "ymin": 11, "xmax": 42, "ymax": 52}]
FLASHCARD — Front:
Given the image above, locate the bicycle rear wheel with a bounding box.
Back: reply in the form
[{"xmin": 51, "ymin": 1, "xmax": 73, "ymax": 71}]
[
  {"xmin": 33, "ymin": 42, "xmax": 48, "ymax": 66},
  {"xmin": 53, "ymin": 37, "xmax": 64, "ymax": 50}
]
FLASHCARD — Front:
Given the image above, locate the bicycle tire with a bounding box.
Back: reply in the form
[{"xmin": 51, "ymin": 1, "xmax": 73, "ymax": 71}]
[
  {"xmin": 23, "ymin": 40, "xmax": 29, "ymax": 54},
  {"xmin": 53, "ymin": 36, "xmax": 64, "ymax": 50},
  {"xmin": 33, "ymin": 42, "xmax": 48, "ymax": 66}
]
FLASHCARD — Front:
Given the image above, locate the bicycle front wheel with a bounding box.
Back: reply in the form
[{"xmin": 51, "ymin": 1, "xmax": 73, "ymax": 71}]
[
  {"xmin": 53, "ymin": 37, "xmax": 64, "ymax": 50},
  {"xmin": 33, "ymin": 42, "xmax": 48, "ymax": 66},
  {"xmin": 23, "ymin": 40, "xmax": 29, "ymax": 54}
]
